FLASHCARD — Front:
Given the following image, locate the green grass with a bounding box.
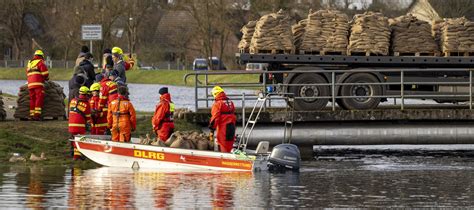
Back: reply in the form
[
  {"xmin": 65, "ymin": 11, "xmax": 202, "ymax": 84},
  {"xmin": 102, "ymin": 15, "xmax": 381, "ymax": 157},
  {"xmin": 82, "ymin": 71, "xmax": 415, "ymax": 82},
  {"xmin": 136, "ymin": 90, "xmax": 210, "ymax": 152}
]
[
  {"xmin": 0, "ymin": 68, "xmax": 260, "ymax": 87},
  {"xmin": 0, "ymin": 117, "xmax": 201, "ymax": 166}
]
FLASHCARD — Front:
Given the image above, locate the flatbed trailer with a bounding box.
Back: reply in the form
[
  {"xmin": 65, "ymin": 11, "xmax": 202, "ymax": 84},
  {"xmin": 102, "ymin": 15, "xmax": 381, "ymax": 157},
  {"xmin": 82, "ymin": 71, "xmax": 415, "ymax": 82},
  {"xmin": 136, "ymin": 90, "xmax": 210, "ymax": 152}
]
[{"xmin": 237, "ymin": 53, "xmax": 474, "ymax": 110}]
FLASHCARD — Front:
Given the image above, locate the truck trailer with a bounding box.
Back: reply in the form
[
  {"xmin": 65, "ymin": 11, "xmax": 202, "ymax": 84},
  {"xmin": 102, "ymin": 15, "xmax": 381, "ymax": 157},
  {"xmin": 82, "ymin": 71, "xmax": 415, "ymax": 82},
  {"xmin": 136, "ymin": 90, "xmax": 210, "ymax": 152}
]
[{"xmin": 238, "ymin": 53, "xmax": 474, "ymax": 110}]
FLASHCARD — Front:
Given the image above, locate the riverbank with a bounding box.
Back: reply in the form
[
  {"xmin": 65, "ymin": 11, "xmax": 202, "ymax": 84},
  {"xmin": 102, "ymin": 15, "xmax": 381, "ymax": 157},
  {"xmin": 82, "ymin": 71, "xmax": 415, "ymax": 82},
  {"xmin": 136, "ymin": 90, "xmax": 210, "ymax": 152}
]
[
  {"xmin": 0, "ymin": 115, "xmax": 201, "ymax": 166},
  {"xmin": 0, "ymin": 68, "xmax": 259, "ymax": 86}
]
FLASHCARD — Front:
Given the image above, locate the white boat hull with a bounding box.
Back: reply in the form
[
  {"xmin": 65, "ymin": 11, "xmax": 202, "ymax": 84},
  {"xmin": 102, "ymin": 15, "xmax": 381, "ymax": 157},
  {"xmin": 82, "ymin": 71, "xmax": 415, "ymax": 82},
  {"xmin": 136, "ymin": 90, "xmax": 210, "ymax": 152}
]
[{"xmin": 73, "ymin": 136, "xmax": 268, "ymax": 172}]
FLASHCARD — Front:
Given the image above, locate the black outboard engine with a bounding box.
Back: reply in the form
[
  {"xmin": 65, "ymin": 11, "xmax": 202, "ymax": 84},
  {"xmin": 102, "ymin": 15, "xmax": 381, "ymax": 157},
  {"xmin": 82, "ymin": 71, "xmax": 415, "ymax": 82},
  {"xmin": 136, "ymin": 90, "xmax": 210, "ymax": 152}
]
[{"xmin": 268, "ymin": 144, "xmax": 301, "ymax": 171}]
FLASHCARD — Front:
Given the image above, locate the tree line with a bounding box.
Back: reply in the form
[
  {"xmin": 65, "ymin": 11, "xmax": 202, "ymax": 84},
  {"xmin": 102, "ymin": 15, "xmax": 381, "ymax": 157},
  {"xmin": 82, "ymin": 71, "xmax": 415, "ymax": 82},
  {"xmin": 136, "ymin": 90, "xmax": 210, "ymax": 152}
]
[{"xmin": 0, "ymin": 0, "xmax": 472, "ymax": 68}]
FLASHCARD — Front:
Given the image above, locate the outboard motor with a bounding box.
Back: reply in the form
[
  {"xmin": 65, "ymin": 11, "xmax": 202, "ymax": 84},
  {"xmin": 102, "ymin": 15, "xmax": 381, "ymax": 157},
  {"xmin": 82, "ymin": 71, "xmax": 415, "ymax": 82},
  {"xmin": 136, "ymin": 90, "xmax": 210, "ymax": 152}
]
[{"xmin": 268, "ymin": 144, "xmax": 301, "ymax": 171}]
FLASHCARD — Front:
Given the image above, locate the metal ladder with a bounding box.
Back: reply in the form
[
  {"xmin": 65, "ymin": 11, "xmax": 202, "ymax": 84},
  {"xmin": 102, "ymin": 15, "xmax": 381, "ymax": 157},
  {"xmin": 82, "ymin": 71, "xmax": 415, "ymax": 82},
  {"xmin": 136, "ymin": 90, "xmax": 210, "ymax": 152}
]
[
  {"xmin": 238, "ymin": 93, "xmax": 295, "ymax": 151},
  {"xmin": 238, "ymin": 94, "xmax": 268, "ymax": 151}
]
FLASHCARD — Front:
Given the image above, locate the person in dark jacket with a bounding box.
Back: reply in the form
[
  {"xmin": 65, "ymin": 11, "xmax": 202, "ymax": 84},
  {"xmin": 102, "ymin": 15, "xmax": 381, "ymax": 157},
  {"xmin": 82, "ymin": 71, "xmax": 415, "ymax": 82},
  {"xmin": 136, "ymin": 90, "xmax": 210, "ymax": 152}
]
[
  {"xmin": 112, "ymin": 53, "xmax": 127, "ymax": 83},
  {"xmin": 75, "ymin": 46, "xmax": 90, "ymax": 67},
  {"xmin": 78, "ymin": 52, "xmax": 96, "ymax": 87}
]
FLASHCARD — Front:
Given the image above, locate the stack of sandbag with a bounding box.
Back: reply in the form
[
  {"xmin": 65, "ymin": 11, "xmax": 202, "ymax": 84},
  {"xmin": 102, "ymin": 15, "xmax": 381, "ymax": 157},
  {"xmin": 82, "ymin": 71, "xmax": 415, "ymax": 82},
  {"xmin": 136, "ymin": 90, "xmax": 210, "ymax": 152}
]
[
  {"xmin": 300, "ymin": 9, "xmax": 349, "ymax": 53},
  {"xmin": 432, "ymin": 20, "xmax": 444, "ymax": 50},
  {"xmin": 389, "ymin": 14, "xmax": 438, "ymax": 54},
  {"xmin": 438, "ymin": 17, "xmax": 474, "ymax": 53},
  {"xmin": 348, "ymin": 12, "xmax": 390, "ymax": 55},
  {"xmin": 250, "ymin": 9, "xmax": 294, "ymax": 53},
  {"xmin": 14, "ymin": 81, "xmax": 66, "ymax": 119},
  {"xmin": 292, "ymin": 19, "xmax": 307, "ymax": 50},
  {"xmin": 141, "ymin": 131, "xmax": 213, "ymax": 151},
  {"xmin": 238, "ymin": 20, "xmax": 257, "ymax": 52},
  {"xmin": 0, "ymin": 91, "xmax": 6, "ymax": 121}
]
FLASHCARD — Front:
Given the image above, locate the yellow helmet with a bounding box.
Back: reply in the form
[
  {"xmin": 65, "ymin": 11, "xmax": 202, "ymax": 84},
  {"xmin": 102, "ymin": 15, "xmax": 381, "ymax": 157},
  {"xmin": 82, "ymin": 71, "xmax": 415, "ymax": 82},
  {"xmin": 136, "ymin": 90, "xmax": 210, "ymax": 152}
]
[
  {"xmin": 79, "ymin": 86, "xmax": 90, "ymax": 94},
  {"xmin": 90, "ymin": 83, "xmax": 101, "ymax": 91},
  {"xmin": 112, "ymin": 47, "xmax": 123, "ymax": 55},
  {"xmin": 211, "ymin": 86, "xmax": 224, "ymax": 98},
  {"xmin": 34, "ymin": 50, "xmax": 44, "ymax": 56}
]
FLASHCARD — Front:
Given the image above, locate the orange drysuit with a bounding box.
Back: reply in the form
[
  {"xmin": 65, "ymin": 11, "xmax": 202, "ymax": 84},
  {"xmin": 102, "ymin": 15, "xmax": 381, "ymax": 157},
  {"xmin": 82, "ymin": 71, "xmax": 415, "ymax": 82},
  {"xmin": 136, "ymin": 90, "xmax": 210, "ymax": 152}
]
[
  {"xmin": 209, "ymin": 92, "xmax": 236, "ymax": 153},
  {"xmin": 26, "ymin": 56, "xmax": 49, "ymax": 118},
  {"xmin": 107, "ymin": 95, "xmax": 136, "ymax": 142},
  {"xmin": 89, "ymin": 95, "xmax": 108, "ymax": 135},
  {"xmin": 152, "ymin": 93, "xmax": 175, "ymax": 141}
]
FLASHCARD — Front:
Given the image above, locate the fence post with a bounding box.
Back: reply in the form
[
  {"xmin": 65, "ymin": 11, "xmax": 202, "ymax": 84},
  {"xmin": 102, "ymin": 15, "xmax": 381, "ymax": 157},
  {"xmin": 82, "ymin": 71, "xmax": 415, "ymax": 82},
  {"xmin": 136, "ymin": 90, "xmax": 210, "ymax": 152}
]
[
  {"xmin": 205, "ymin": 73, "xmax": 209, "ymax": 108},
  {"xmin": 470, "ymin": 70, "xmax": 472, "ymax": 110},
  {"xmin": 242, "ymin": 93, "xmax": 246, "ymax": 128},
  {"xmin": 331, "ymin": 71, "xmax": 335, "ymax": 111},
  {"xmin": 401, "ymin": 70, "xmax": 404, "ymax": 110},
  {"xmin": 194, "ymin": 74, "xmax": 198, "ymax": 112}
]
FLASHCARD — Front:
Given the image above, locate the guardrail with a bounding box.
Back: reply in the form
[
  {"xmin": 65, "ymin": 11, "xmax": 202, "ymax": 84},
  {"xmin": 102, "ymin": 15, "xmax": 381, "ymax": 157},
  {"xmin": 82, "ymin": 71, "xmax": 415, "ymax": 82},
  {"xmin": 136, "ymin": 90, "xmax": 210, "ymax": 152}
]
[{"xmin": 184, "ymin": 68, "xmax": 474, "ymax": 111}]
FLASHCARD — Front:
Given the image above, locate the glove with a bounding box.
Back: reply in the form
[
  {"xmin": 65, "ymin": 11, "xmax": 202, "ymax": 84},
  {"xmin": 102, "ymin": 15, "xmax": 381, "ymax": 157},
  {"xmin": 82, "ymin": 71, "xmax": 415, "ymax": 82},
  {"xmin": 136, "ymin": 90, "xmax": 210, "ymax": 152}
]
[
  {"xmin": 132, "ymin": 127, "xmax": 136, "ymax": 132},
  {"xmin": 85, "ymin": 123, "xmax": 91, "ymax": 132},
  {"xmin": 209, "ymin": 132, "xmax": 214, "ymax": 142}
]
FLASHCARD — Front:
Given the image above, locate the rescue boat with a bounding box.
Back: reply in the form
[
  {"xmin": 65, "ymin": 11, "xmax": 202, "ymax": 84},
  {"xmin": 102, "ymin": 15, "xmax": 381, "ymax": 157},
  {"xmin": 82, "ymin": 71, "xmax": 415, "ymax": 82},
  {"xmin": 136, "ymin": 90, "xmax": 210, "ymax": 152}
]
[
  {"xmin": 72, "ymin": 94, "xmax": 302, "ymax": 172},
  {"xmin": 72, "ymin": 135, "xmax": 301, "ymax": 172}
]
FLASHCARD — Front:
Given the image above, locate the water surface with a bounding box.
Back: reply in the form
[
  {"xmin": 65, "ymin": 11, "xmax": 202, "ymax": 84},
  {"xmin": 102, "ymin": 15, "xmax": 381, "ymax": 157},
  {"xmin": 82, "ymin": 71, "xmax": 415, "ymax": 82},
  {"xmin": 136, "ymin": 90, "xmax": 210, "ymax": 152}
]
[{"xmin": 0, "ymin": 156, "xmax": 472, "ymax": 208}]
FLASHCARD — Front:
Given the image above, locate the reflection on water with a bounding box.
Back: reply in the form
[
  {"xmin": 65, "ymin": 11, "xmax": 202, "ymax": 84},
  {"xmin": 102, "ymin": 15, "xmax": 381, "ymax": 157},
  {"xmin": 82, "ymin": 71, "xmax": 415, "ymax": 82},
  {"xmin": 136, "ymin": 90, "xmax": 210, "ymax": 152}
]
[{"xmin": 0, "ymin": 156, "xmax": 473, "ymax": 208}]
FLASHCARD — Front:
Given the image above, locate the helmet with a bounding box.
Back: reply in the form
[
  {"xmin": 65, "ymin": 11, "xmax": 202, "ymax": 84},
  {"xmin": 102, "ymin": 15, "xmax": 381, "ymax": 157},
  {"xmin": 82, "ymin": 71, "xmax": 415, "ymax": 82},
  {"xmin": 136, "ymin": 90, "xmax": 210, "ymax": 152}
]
[
  {"xmin": 34, "ymin": 50, "xmax": 44, "ymax": 56},
  {"xmin": 90, "ymin": 83, "xmax": 101, "ymax": 91},
  {"xmin": 111, "ymin": 47, "xmax": 123, "ymax": 55},
  {"xmin": 211, "ymin": 86, "xmax": 224, "ymax": 98},
  {"xmin": 79, "ymin": 86, "xmax": 90, "ymax": 94}
]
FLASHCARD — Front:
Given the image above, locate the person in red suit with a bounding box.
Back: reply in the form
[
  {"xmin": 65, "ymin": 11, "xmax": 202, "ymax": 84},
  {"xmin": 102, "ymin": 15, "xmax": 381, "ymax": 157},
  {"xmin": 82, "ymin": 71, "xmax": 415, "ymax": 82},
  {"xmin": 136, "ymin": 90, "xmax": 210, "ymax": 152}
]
[
  {"xmin": 209, "ymin": 86, "xmax": 236, "ymax": 153},
  {"xmin": 26, "ymin": 50, "xmax": 49, "ymax": 120},
  {"xmin": 89, "ymin": 83, "xmax": 108, "ymax": 135},
  {"xmin": 69, "ymin": 86, "xmax": 91, "ymax": 160},
  {"xmin": 152, "ymin": 87, "xmax": 175, "ymax": 141}
]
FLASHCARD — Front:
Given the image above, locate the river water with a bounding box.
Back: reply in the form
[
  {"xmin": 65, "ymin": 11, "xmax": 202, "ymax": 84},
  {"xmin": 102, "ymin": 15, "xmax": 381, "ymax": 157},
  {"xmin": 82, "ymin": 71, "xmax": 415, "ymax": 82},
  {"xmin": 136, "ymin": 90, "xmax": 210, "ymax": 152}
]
[
  {"xmin": 0, "ymin": 79, "xmax": 439, "ymax": 112},
  {"xmin": 0, "ymin": 156, "xmax": 472, "ymax": 208}
]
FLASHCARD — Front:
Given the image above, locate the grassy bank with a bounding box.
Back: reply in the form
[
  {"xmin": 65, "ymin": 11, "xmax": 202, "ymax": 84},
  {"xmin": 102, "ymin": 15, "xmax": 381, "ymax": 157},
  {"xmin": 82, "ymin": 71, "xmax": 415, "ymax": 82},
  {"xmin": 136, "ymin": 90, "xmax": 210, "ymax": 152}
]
[
  {"xmin": 0, "ymin": 68, "xmax": 260, "ymax": 87},
  {"xmin": 0, "ymin": 115, "xmax": 202, "ymax": 166}
]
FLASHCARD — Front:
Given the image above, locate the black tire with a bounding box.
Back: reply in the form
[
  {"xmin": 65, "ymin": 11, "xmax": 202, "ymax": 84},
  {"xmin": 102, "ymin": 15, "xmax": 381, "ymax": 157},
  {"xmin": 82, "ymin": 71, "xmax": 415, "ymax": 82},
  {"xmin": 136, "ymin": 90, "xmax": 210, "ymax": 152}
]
[
  {"xmin": 288, "ymin": 74, "xmax": 329, "ymax": 110},
  {"xmin": 340, "ymin": 73, "xmax": 382, "ymax": 110}
]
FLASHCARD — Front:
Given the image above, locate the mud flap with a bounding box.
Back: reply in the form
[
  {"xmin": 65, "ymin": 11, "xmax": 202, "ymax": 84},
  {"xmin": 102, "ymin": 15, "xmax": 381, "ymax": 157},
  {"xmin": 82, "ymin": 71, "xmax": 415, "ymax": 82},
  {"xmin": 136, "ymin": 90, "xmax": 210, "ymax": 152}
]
[{"xmin": 226, "ymin": 123, "xmax": 235, "ymax": 141}]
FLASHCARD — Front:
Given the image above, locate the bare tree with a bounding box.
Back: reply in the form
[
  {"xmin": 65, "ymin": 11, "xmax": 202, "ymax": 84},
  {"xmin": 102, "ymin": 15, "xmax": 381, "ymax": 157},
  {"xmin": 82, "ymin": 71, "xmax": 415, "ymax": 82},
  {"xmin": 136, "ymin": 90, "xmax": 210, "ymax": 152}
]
[
  {"xmin": 0, "ymin": 0, "xmax": 36, "ymax": 59},
  {"xmin": 429, "ymin": 0, "xmax": 474, "ymax": 18}
]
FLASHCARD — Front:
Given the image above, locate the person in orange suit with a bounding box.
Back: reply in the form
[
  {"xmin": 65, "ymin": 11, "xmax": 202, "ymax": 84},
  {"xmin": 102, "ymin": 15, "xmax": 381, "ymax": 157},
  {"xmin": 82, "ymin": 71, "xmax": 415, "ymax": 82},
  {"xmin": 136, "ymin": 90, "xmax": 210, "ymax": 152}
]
[
  {"xmin": 152, "ymin": 87, "xmax": 175, "ymax": 141},
  {"xmin": 69, "ymin": 86, "xmax": 91, "ymax": 160},
  {"xmin": 108, "ymin": 86, "xmax": 136, "ymax": 142},
  {"xmin": 209, "ymin": 86, "xmax": 237, "ymax": 153},
  {"xmin": 26, "ymin": 50, "xmax": 49, "ymax": 120}
]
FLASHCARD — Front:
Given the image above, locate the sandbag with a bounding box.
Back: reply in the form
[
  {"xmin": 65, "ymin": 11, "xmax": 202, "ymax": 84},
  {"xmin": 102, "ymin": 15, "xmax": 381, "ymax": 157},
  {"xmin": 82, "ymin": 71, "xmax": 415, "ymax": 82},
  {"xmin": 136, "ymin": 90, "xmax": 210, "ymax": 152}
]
[
  {"xmin": 435, "ymin": 17, "xmax": 474, "ymax": 54},
  {"xmin": 389, "ymin": 14, "xmax": 438, "ymax": 54},
  {"xmin": 348, "ymin": 12, "xmax": 390, "ymax": 55},
  {"xmin": 249, "ymin": 9, "xmax": 294, "ymax": 53},
  {"xmin": 13, "ymin": 81, "xmax": 66, "ymax": 119}
]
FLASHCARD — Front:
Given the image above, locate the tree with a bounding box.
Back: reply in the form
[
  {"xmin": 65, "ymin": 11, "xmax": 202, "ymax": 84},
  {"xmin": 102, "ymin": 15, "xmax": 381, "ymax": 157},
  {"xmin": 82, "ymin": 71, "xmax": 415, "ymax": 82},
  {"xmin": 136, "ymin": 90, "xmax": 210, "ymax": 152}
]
[{"xmin": 0, "ymin": 0, "xmax": 36, "ymax": 59}]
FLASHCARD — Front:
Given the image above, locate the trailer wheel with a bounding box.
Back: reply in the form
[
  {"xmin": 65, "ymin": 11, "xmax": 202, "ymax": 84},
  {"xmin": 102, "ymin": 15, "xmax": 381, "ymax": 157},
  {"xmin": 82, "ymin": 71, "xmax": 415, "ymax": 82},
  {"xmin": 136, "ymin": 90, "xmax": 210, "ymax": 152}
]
[
  {"xmin": 340, "ymin": 73, "xmax": 382, "ymax": 110},
  {"xmin": 288, "ymin": 74, "xmax": 329, "ymax": 110}
]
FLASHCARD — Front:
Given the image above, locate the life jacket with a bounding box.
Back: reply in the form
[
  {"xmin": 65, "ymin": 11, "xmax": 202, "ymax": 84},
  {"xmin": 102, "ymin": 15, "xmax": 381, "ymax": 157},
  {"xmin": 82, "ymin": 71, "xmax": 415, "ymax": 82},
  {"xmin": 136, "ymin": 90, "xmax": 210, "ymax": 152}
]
[
  {"xmin": 26, "ymin": 57, "xmax": 48, "ymax": 89},
  {"xmin": 69, "ymin": 95, "xmax": 91, "ymax": 134},
  {"xmin": 99, "ymin": 78, "xmax": 118, "ymax": 112}
]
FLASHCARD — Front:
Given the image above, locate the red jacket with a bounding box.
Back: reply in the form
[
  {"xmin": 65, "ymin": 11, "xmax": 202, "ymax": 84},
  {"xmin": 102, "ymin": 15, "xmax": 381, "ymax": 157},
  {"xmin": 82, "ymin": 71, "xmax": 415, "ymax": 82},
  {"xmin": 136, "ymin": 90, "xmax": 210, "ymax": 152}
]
[
  {"xmin": 152, "ymin": 93, "xmax": 175, "ymax": 131},
  {"xmin": 209, "ymin": 92, "xmax": 236, "ymax": 152},
  {"xmin": 99, "ymin": 78, "xmax": 118, "ymax": 113},
  {"xmin": 69, "ymin": 94, "xmax": 91, "ymax": 134},
  {"xmin": 26, "ymin": 56, "xmax": 49, "ymax": 89}
]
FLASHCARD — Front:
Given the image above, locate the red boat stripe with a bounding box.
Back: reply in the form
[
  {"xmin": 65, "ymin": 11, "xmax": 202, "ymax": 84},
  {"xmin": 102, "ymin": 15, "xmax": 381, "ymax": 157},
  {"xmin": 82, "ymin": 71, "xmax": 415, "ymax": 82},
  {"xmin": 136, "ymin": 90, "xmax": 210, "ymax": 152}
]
[{"xmin": 77, "ymin": 142, "xmax": 253, "ymax": 170}]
